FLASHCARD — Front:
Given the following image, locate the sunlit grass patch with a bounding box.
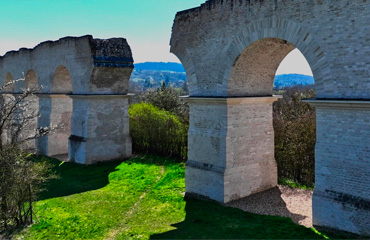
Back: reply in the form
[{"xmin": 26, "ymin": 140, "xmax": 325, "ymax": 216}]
[{"xmin": 15, "ymin": 155, "xmax": 343, "ymax": 240}]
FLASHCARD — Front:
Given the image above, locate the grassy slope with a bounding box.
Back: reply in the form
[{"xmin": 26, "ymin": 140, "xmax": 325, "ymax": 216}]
[{"xmin": 15, "ymin": 155, "xmax": 340, "ymax": 240}]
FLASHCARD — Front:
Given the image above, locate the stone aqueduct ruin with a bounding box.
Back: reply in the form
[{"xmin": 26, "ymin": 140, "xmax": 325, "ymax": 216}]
[
  {"xmin": 0, "ymin": 0, "xmax": 369, "ymax": 236},
  {"xmin": 170, "ymin": 0, "xmax": 370, "ymax": 236},
  {"xmin": 0, "ymin": 35, "xmax": 133, "ymax": 164}
]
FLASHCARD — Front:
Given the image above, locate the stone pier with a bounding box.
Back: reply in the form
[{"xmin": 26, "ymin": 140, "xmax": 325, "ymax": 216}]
[
  {"xmin": 186, "ymin": 97, "xmax": 279, "ymax": 203},
  {"xmin": 69, "ymin": 94, "xmax": 132, "ymax": 165},
  {"xmin": 37, "ymin": 94, "xmax": 72, "ymax": 158},
  {"xmin": 305, "ymin": 99, "xmax": 370, "ymax": 235}
]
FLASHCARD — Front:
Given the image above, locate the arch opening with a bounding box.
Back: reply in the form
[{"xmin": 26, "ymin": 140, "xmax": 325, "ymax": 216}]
[
  {"xmin": 226, "ymin": 37, "xmax": 316, "ymax": 227},
  {"xmin": 25, "ymin": 69, "xmax": 39, "ymax": 90},
  {"xmin": 228, "ymin": 38, "xmax": 296, "ymax": 96},
  {"xmin": 4, "ymin": 72, "xmax": 14, "ymax": 93},
  {"xmin": 52, "ymin": 65, "xmax": 72, "ymax": 94}
]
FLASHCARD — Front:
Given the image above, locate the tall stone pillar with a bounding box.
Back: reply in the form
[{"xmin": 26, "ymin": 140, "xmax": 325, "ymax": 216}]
[
  {"xmin": 185, "ymin": 97, "xmax": 279, "ymax": 203},
  {"xmin": 36, "ymin": 95, "xmax": 51, "ymax": 155},
  {"xmin": 36, "ymin": 94, "xmax": 72, "ymax": 158},
  {"xmin": 305, "ymin": 99, "xmax": 370, "ymax": 236},
  {"xmin": 21, "ymin": 94, "xmax": 39, "ymax": 152},
  {"xmin": 68, "ymin": 94, "xmax": 132, "ymax": 165}
]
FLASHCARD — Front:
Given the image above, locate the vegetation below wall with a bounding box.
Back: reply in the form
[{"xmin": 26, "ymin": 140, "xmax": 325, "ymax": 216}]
[
  {"xmin": 0, "ymin": 82, "xmax": 55, "ymax": 233},
  {"xmin": 0, "ymin": 150, "xmax": 55, "ymax": 232},
  {"xmin": 12, "ymin": 155, "xmax": 340, "ymax": 240},
  {"xmin": 274, "ymin": 87, "xmax": 316, "ymax": 187},
  {"xmin": 129, "ymin": 103, "xmax": 188, "ymax": 160}
]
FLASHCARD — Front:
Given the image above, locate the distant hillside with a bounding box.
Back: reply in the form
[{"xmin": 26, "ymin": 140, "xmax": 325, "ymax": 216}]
[
  {"xmin": 274, "ymin": 74, "xmax": 314, "ymax": 88},
  {"xmin": 135, "ymin": 62, "xmax": 185, "ymax": 73},
  {"xmin": 130, "ymin": 62, "xmax": 314, "ymax": 92}
]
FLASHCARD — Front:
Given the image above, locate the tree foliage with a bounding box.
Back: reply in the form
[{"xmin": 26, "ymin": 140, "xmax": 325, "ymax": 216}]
[
  {"xmin": 273, "ymin": 87, "xmax": 316, "ymax": 187},
  {"xmin": 142, "ymin": 84, "xmax": 189, "ymax": 122},
  {"xmin": 129, "ymin": 103, "xmax": 188, "ymax": 160}
]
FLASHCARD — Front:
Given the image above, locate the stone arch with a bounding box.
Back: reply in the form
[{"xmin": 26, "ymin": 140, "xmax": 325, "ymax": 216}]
[
  {"xmin": 175, "ymin": 18, "xmax": 324, "ymax": 205},
  {"xmin": 227, "ymin": 37, "xmax": 295, "ymax": 96},
  {"xmin": 172, "ymin": 2, "xmax": 370, "ymax": 235},
  {"xmin": 4, "ymin": 72, "xmax": 14, "ymax": 92},
  {"xmin": 52, "ymin": 65, "xmax": 72, "ymax": 94},
  {"xmin": 219, "ymin": 17, "xmax": 328, "ymax": 97},
  {"xmin": 169, "ymin": 45, "xmax": 198, "ymax": 96},
  {"xmin": 25, "ymin": 69, "xmax": 39, "ymax": 90}
]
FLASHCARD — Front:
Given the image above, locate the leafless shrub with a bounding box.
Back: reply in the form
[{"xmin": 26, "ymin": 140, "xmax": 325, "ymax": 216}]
[{"xmin": 0, "ymin": 76, "xmax": 56, "ymax": 232}]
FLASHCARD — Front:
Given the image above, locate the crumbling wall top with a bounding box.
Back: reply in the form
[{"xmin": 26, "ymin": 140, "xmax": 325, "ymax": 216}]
[
  {"xmin": 0, "ymin": 35, "xmax": 134, "ymax": 68},
  {"xmin": 90, "ymin": 38, "xmax": 134, "ymax": 68},
  {"xmin": 0, "ymin": 35, "xmax": 134, "ymax": 94}
]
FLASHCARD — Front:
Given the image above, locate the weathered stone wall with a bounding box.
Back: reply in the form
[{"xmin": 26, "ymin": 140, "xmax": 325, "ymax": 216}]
[
  {"xmin": 22, "ymin": 95, "xmax": 39, "ymax": 152},
  {"xmin": 228, "ymin": 38, "xmax": 294, "ymax": 96},
  {"xmin": 0, "ymin": 35, "xmax": 134, "ymax": 164},
  {"xmin": 310, "ymin": 100, "xmax": 370, "ymax": 236},
  {"xmin": 69, "ymin": 95, "xmax": 131, "ymax": 165},
  {"xmin": 0, "ymin": 35, "xmax": 133, "ymax": 94},
  {"xmin": 171, "ymin": 0, "xmax": 370, "ymax": 99},
  {"xmin": 172, "ymin": 0, "xmax": 370, "ymax": 236},
  {"xmin": 47, "ymin": 95, "xmax": 73, "ymax": 157}
]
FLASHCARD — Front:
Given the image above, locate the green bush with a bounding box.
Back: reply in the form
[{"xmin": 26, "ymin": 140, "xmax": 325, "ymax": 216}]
[
  {"xmin": 129, "ymin": 103, "xmax": 188, "ymax": 160},
  {"xmin": 273, "ymin": 87, "xmax": 316, "ymax": 187},
  {"xmin": 140, "ymin": 84, "xmax": 189, "ymax": 124}
]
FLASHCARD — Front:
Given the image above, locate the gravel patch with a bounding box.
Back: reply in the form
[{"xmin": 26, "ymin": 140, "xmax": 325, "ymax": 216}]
[{"xmin": 225, "ymin": 185, "xmax": 313, "ymax": 227}]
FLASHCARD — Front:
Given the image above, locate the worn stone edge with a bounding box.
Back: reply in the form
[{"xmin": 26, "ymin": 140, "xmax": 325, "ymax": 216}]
[
  {"xmin": 303, "ymin": 99, "xmax": 370, "ymax": 109},
  {"xmin": 180, "ymin": 95, "xmax": 281, "ymax": 104}
]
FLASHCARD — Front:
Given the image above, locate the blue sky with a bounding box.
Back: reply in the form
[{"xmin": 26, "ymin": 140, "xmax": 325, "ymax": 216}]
[
  {"xmin": 0, "ymin": 0, "xmax": 312, "ymax": 75},
  {"xmin": 0, "ymin": 0, "xmax": 205, "ymax": 62}
]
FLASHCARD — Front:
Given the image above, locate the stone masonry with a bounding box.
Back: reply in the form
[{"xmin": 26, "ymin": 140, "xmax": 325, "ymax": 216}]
[
  {"xmin": 0, "ymin": 35, "xmax": 133, "ymax": 164},
  {"xmin": 171, "ymin": 0, "xmax": 370, "ymax": 236},
  {"xmin": 186, "ymin": 97, "xmax": 279, "ymax": 202}
]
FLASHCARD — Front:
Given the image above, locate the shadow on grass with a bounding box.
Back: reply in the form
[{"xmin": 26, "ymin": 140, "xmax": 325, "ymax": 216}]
[
  {"xmin": 36, "ymin": 154, "xmax": 182, "ymax": 201},
  {"xmin": 35, "ymin": 156, "xmax": 122, "ymax": 201},
  {"xmin": 151, "ymin": 197, "xmax": 327, "ymax": 239}
]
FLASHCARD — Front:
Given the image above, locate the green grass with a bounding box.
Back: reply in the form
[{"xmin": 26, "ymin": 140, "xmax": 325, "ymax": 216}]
[{"xmin": 14, "ymin": 155, "xmax": 343, "ymax": 240}]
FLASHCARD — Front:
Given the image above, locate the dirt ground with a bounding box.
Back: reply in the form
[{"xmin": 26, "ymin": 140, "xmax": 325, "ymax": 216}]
[{"xmin": 225, "ymin": 185, "xmax": 313, "ymax": 227}]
